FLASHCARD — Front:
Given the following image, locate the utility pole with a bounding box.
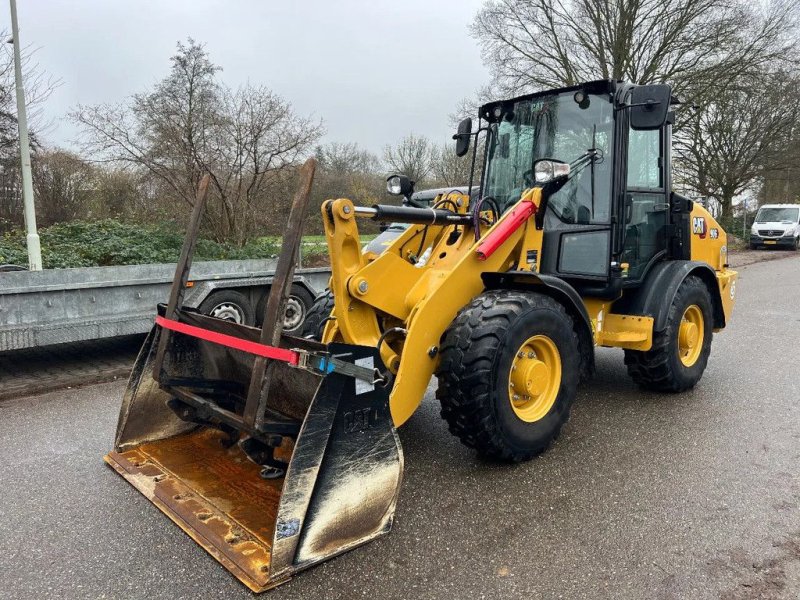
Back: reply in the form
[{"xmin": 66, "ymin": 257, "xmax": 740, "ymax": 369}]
[{"xmin": 9, "ymin": 0, "xmax": 42, "ymax": 270}]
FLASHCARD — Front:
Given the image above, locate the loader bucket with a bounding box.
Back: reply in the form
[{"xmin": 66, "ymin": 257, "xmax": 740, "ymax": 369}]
[{"xmin": 104, "ymin": 311, "xmax": 403, "ymax": 592}]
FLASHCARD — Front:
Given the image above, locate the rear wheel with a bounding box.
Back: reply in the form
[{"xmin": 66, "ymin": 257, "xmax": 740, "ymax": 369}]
[
  {"xmin": 624, "ymin": 275, "xmax": 713, "ymax": 392},
  {"xmin": 436, "ymin": 290, "xmax": 580, "ymax": 462},
  {"xmin": 301, "ymin": 290, "xmax": 335, "ymax": 340}
]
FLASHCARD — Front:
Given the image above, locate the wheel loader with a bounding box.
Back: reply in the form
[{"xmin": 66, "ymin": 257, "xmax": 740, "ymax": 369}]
[{"xmin": 105, "ymin": 79, "xmax": 737, "ymax": 592}]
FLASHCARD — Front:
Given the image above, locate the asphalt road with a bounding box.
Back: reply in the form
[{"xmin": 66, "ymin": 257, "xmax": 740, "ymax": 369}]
[{"xmin": 2, "ymin": 255, "xmax": 799, "ymax": 600}]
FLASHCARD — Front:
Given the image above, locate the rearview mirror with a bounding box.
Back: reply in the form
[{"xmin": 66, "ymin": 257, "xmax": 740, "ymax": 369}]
[
  {"xmin": 454, "ymin": 117, "xmax": 472, "ymax": 157},
  {"xmin": 629, "ymin": 84, "xmax": 671, "ymax": 130}
]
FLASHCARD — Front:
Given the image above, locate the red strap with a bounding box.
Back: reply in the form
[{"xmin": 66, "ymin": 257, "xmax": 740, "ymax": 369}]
[{"xmin": 155, "ymin": 316, "xmax": 299, "ymax": 365}]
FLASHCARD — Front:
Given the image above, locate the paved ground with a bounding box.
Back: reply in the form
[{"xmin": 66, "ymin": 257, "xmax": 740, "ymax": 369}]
[
  {"xmin": 727, "ymin": 247, "xmax": 797, "ymax": 268},
  {"xmin": 0, "ymin": 335, "xmax": 144, "ymax": 401},
  {"xmin": 1, "ymin": 255, "xmax": 799, "ymax": 599}
]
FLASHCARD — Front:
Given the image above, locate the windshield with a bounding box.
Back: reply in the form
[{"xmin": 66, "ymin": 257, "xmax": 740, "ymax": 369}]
[
  {"xmin": 482, "ymin": 92, "xmax": 614, "ymax": 223},
  {"xmin": 755, "ymin": 207, "xmax": 799, "ymax": 223}
]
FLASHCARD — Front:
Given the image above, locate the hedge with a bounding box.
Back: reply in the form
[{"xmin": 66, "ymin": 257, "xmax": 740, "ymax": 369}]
[{"xmin": 0, "ymin": 220, "xmax": 281, "ymax": 269}]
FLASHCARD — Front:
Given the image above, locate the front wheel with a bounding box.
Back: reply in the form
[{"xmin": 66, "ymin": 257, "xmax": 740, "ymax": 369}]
[
  {"xmin": 624, "ymin": 275, "xmax": 713, "ymax": 392},
  {"xmin": 301, "ymin": 290, "xmax": 335, "ymax": 340},
  {"xmin": 436, "ymin": 290, "xmax": 580, "ymax": 462}
]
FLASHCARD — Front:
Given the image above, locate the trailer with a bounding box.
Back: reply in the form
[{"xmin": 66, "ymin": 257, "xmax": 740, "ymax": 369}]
[{"xmin": 0, "ymin": 259, "xmax": 330, "ymax": 352}]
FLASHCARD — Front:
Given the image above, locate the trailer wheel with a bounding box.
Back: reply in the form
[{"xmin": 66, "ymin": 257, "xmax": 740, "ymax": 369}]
[
  {"xmin": 199, "ymin": 290, "xmax": 255, "ymax": 326},
  {"xmin": 284, "ymin": 285, "xmax": 314, "ymax": 334},
  {"xmin": 624, "ymin": 275, "xmax": 713, "ymax": 392},
  {"xmin": 257, "ymin": 284, "xmax": 314, "ymax": 334},
  {"xmin": 436, "ymin": 290, "xmax": 580, "ymax": 462},
  {"xmin": 301, "ymin": 290, "xmax": 335, "ymax": 340}
]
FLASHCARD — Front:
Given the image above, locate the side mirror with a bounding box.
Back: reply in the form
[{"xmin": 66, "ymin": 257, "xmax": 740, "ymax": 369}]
[
  {"xmin": 533, "ymin": 159, "xmax": 570, "ymax": 184},
  {"xmin": 629, "ymin": 84, "xmax": 671, "ymax": 130},
  {"xmin": 454, "ymin": 117, "xmax": 472, "ymax": 157},
  {"xmin": 386, "ymin": 174, "xmax": 414, "ymax": 197}
]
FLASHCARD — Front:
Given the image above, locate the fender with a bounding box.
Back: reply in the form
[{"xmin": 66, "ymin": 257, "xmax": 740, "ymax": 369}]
[
  {"xmin": 614, "ymin": 260, "xmax": 726, "ymax": 331},
  {"xmin": 481, "ymin": 271, "xmax": 595, "ymax": 380}
]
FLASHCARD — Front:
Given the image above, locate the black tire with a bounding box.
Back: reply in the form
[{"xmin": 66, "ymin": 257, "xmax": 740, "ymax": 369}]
[
  {"xmin": 624, "ymin": 275, "xmax": 713, "ymax": 392},
  {"xmin": 793, "ymin": 237, "xmax": 799, "ymax": 251},
  {"xmin": 436, "ymin": 290, "xmax": 580, "ymax": 462},
  {"xmin": 199, "ymin": 290, "xmax": 255, "ymax": 326},
  {"xmin": 301, "ymin": 290, "xmax": 335, "ymax": 340},
  {"xmin": 257, "ymin": 284, "xmax": 314, "ymax": 335},
  {"xmin": 749, "ymin": 243, "xmax": 758, "ymax": 250}
]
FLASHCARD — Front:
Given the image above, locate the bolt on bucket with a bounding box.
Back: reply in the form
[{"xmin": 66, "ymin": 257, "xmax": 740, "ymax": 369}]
[
  {"xmin": 105, "ymin": 313, "xmax": 403, "ymax": 592},
  {"xmin": 104, "ymin": 163, "xmax": 403, "ymax": 592}
]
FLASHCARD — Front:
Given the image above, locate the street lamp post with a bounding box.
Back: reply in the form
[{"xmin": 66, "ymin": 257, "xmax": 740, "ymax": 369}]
[{"xmin": 9, "ymin": 0, "xmax": 42, "ymax": 270}]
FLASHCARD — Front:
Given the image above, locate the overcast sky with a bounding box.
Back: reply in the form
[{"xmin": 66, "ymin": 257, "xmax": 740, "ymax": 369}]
[{"xmin": 16, "ymin": 0, "xmax": 489, "ymax": 156}]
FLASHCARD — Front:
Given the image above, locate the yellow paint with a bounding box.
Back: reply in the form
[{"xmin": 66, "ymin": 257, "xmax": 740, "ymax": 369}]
[
  {"xmin": 690, "ymin": 202, "xmax": 738, "ymax": 329},
  {"xmin": 716, "ymin": 269, "xmax": 737, "ymax": 326},
  {"xmin": 596, "ymin": 314, "xmax": 654, "ymax": 351},
  {"xmin": 581, "ymin": 298, "xmax": 654, "ymax": 351},
  {"xmin": 690, "ymin": 203, "xmax": 726, "ymax": 269},
  {"xmin": 508, "ymin": 334, "xmax": 561, "ymax": 422},
  {"xmin": 321, "ymin": 190, "xmax": 542, "ymax": 426},
  {"xmin": 678, "ymin": 304, "xmax": 704, "ymax": 366}
]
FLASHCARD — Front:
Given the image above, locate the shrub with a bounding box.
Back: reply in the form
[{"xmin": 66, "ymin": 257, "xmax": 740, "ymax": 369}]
[{"xmin": 0, "ymin": 220, "xmax": 280, "ymax": 269}]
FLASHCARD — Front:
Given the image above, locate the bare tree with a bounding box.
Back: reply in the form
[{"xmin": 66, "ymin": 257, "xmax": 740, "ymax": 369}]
[
  {"xmin": 383, "ymin": 134, "xmax": 434, "ymax": 185},
  {"xmin": 429, "ymin": 143, "xmax": 478, "ymax": 187},
  {"xmin": 675, "ymin": 73, "xmax": 800, "ymax": 219},
  {"xmin": 72, "ymin": 39, "xmax": 323, "ymax": 244},
  {"xmin": 471, "ymin": 0, "xmax": 798, "ymax": 102},
  {"xmin": 0, "ymin": 30, "xmax": 60, "ymax": 229},
  {"xmin": 316, "ymin": 142, "xmax": 380, "ymax": 176},
  {"xmin": 31, "ymin": 149, "xmax": 95, "ymax": 225}
]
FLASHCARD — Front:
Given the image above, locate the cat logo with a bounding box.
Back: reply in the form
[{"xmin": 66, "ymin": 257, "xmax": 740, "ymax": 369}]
[{"xmin": 692, "ymin": 216, "xmax": 707, "ymax": 238}]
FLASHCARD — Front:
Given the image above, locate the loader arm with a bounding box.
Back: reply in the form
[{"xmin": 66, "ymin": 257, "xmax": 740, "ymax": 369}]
[{"xmin": 321, "ymin": 189, "xmax": 544, "ymax": 426}]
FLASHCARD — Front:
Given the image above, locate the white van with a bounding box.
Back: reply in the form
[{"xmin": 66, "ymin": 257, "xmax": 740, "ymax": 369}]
[{"xmin": 750, "ymin": 204, "xmax": 800, "ymax": 250}]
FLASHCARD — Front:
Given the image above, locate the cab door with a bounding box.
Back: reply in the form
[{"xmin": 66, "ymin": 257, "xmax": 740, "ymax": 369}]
[{"xmin": 621, "ymin": 127, "xmax": 669, "ymax": 281}]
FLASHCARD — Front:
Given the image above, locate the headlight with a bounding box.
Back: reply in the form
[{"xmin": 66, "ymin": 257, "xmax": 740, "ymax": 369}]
[
  {"xmin": 386, "ymin": 174, "xmax": 413, "ymax": 197},
  {"xmin": 783, "ymin": 229, "xmax": 794, "ymax": 237},
  {"xmin": 386, "ymin": 175, "xmax": 402, "ymax": 195},
  {"xmin": 533, "ymin": 160, "xmax": 570, "ymax": 183}
]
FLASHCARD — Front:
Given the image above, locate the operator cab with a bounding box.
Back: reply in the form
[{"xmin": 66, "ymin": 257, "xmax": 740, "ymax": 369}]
[{"xmin": 473, "ymin": 80, "xmax": 682, "ymax": 296}]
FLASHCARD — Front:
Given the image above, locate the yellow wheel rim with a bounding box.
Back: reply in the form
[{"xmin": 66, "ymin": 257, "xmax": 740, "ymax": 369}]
[
  {"xmin": 678, "ymin": 305, "xmax": 704, "ymax": 367},
  {"xmin": 508, "ymin": 335, "xmax": 561, "ymax": 423}
]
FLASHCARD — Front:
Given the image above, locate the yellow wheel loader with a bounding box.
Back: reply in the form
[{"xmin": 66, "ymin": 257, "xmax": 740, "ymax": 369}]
[{"xmin": 105, "ymin": 80, "xmax": 737, "ymax": 591}]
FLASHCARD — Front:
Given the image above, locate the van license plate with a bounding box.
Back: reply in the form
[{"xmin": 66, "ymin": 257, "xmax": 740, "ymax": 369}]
[{"xmin": 765, "ymin": 240, "xmax": 777, "ymax": 245}]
